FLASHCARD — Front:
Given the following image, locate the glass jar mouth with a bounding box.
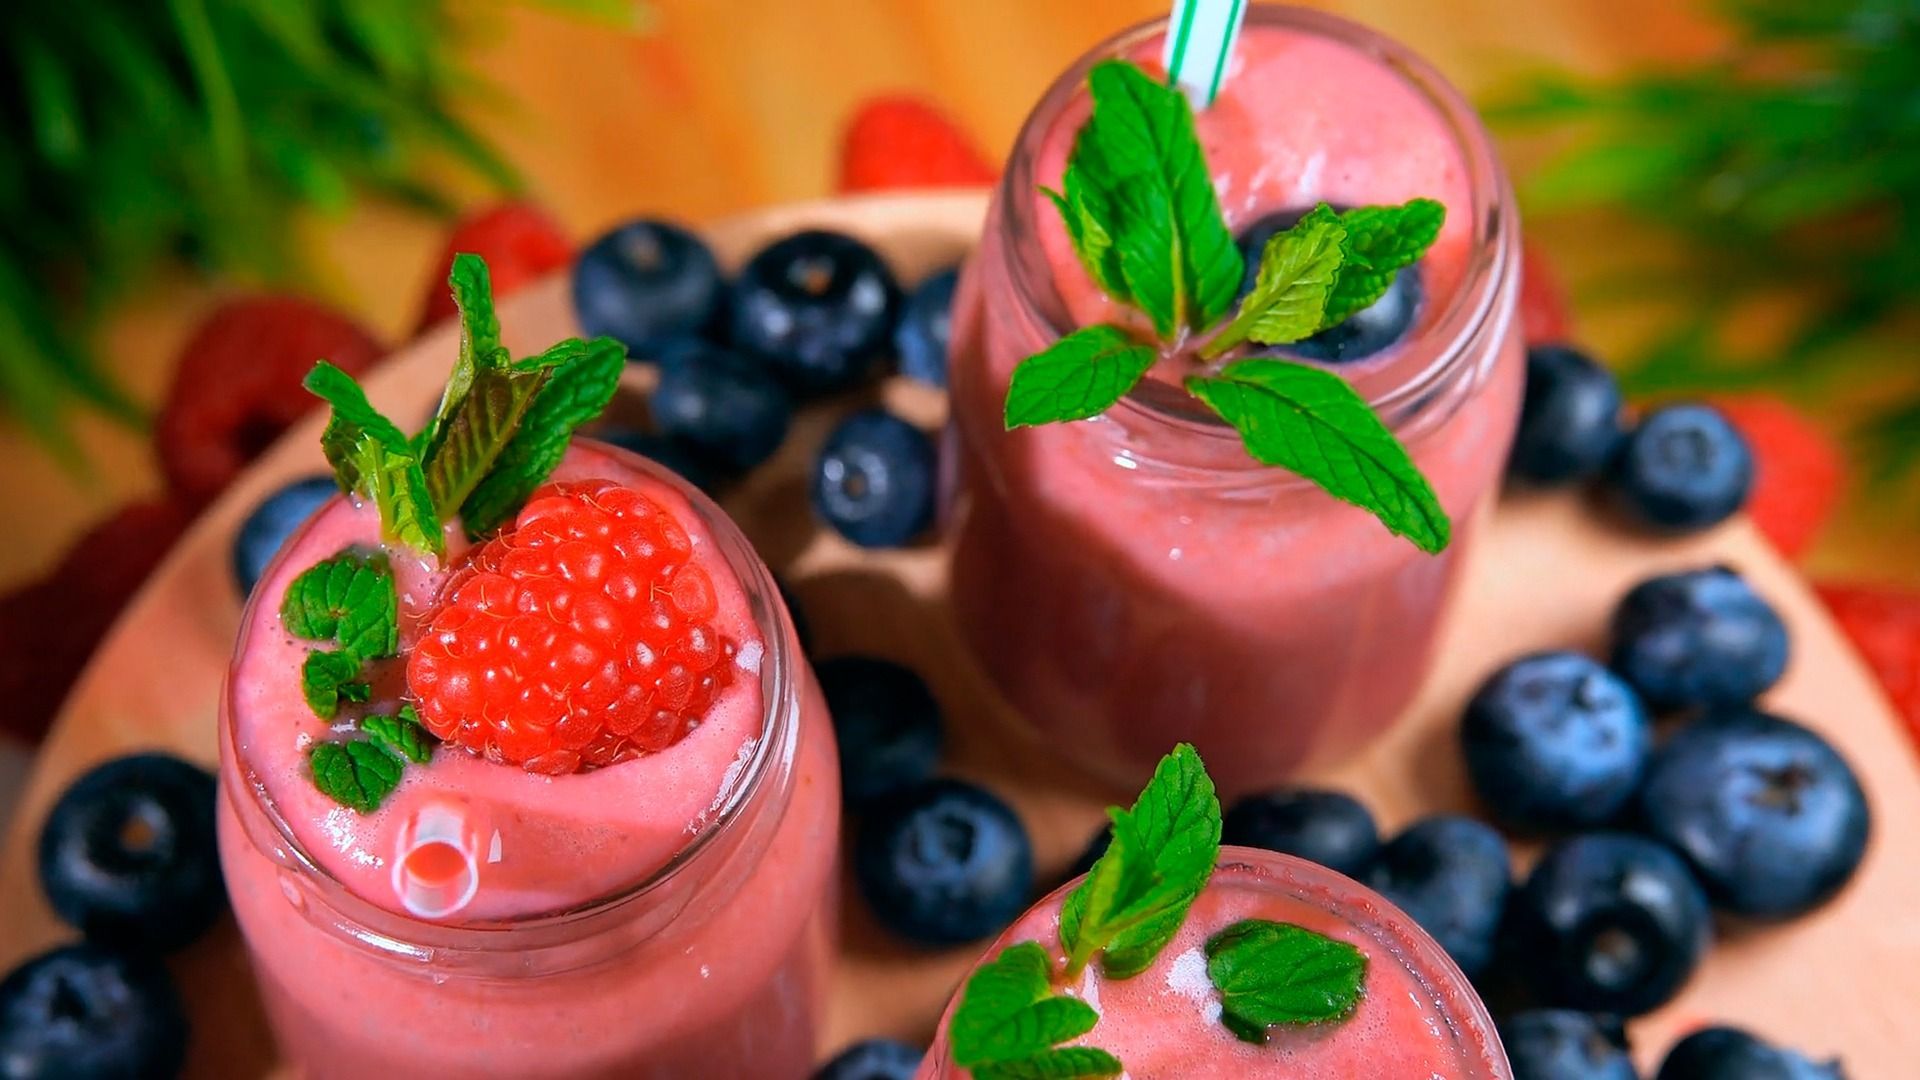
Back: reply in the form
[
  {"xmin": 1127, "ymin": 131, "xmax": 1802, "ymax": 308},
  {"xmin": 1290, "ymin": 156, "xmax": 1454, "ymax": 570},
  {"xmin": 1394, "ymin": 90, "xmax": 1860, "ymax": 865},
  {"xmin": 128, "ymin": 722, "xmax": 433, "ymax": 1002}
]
[
  {"xmin": 998, "ymin": 4, "xmax": 1518, "ymax": 440},
  {"xmin": 219, "ymin": 438, "xmax": 801, "ymax": 955}
]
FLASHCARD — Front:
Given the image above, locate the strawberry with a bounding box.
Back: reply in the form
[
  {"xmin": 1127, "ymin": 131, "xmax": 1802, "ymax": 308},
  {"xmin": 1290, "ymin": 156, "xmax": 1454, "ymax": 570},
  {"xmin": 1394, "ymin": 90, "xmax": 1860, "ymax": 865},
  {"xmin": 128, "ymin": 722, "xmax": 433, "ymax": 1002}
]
[
  {"xmin": 407, "ymin": 481, "xmax": 736, "ymax": 774},
  {"xmin": 415, "ymin": 202, "xmax": 573, "ymax": 333},
  {"xmin": 1519, "ymin": 239, "xmax": 1573, "ymax": 345},
  {"xmin": 154, "ymin": 296, "xmax": 384, "ymax": 507},
  {"xmin": 0, "ymin": 498, "xmax": 194, "ymax": 743},
  {"xmin": 837, "ymin": 96, "xmax": 996, "ymax": 194},
  {"xmin": 1818, "ymin": 582, "xmax": 1920, "ymax": 745},
  {"xmin": 1710, "ymin": 395, "xmax": 1846, "ymax": 560}
]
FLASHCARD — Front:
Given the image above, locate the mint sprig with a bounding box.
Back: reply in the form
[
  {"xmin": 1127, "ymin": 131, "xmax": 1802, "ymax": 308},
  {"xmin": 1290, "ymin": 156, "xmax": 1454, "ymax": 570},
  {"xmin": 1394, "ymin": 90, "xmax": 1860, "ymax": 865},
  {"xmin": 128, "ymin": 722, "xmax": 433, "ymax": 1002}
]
[
  {"xmin": 309, "ymin": 739, "xmax": 403, "ymax": 814},
  {"xmin": 1005, "ymin": 326, "xmax": 1157, "ymax": 428},
  {"xmin": 307, "ymin": 362, "xmax": 444, "ymax": 557},
  {"xmin": 280, "ymin": 551, "xmax": 397, "ymax": 662},
  {"xmin": 301, "ymin": 649, "xmax": 369, "ymax": 720},
  {"xmin": 1186, "ymin": 360, "xmax": 1450, "ymax": 553},
  {"xmin": 1018, "ymin": 58, "xmax": 1452, "ymax": 553},
  {"xmin": 1204, "ymin": 919, "xmax": 1367, "ymax": 1044},
  {"xmin": 1061, "ymin": 741, "xmax": 1220, "ymax": 979},
  {"xmin": 458, "ymin": 336, "xmax": 625, "ymax": 537},
  {"xmin": 949, "ymin": 942, "xmax": 1121, "ymax": 1080}
]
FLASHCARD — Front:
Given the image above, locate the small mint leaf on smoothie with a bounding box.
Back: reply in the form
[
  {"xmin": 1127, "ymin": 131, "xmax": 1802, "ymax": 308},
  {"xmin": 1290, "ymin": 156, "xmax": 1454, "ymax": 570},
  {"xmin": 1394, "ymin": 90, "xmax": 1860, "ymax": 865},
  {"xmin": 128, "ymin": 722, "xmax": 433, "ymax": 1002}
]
[
  {"xmin": 950, "ymin": 942, "xmax": 1118, "ymax": 1076},
  {"xmin": 1061, "ymin": 742, "xmax": 1221, "ymax": 979},
  {"xmin": 1187, "ymin": 360, "xmax": 1452, "ymax": 553},
  {"xmin": 300, "ymin": 649, "xmax": 369, "ymax": 719},
  {"xmin": 309, "ymin": 738, "xmax": 404, "ymax": 813},
  {"xmin": 1005, "ymin": 325, "xmax": 1157, "ymax": 429},
  {"xmin": 1200, "ymin": 205, "xmax": 1348, "ymax": 359},
  {"xmin": 1204, "ymin": 919, "xmax": 1368, "ymax": 1042},
  {"xmin": 1062, "ymin": 60, "xmax": 1241, "ymax": 336},
  {"xmin": 280, "ymin": 551, "xmax": 398, "ymax": 662},
  {"xmin": 459, "ymin": 335, "xmax": 626, "ymax": 537},
  {"xmin": 305, "ymin": 362, "xmax": 445, "ymax": 557},
  {"xmin": 362, "ymin": 706, "xmax": 435, "ymax": 765},
  {"xmin": 1320, "ymin": 198, "xmax": 1445, "ymax": 327},
  {"xmin": 974, "ymin": 1047, "xmax": 1125, "ymax": 1080}
]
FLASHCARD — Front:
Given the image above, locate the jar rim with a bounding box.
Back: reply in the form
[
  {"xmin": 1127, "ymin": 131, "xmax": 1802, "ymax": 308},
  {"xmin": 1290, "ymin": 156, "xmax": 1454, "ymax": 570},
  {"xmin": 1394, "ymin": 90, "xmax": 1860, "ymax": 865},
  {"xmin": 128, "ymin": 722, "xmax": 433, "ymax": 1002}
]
[
  {"xmin": 219, "ymin": 437, "xmax": 801, "ymax": 956},
  {"xmin": 997, "ymin": 4, "xmax": 1519, "ymax": 442}
]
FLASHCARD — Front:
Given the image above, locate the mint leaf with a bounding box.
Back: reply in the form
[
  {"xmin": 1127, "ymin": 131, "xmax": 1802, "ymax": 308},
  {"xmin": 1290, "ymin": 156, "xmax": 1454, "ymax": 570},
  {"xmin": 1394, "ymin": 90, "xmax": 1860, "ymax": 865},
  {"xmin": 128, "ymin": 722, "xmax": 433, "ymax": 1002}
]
[
  {"xmin": 1005, "ymin": 326, "xmax": 1157, "ymax": 429},
  {"xmin": 1067, "ymin": 60, "xmax": 1241, "ymax": 335},
  {"xmin": 1186, "ymin": 359, "xmax": 1451, "ymax": 553},
  {"xmin": 1202, "ymin": 204, "xmax": 1347, "ymax": 358},
  {"xmin": 279, "ymin": 551, "xmax": 397, "ymax": 661},
  {"xmin": 1205, "ymin": 919, "xmax": 1367, "ymax": 1043},
  {"xmin": 1061, "ymin": 742, "xmax": 1221, "ymax": 979},
  {"xmin": 305, "ymin": 362, "xmax": 444, "ymax": 556},
  {"xmin": 459, "ymin": 336, "xmax": 625, "ymax": 537},
  {"xmin": 422, "ymin": 364, "xmax": 550, "ymax": 512},
  {"xmin": 418, "ymin": 252, "xmax": 515, "ymax": 463},
  {"xmin": 362, "ymin": 705, "xmax": 435, "ymax": 765},
  {"xmin": 975, "ymin": 1048, "xmax": 1123, "ymax": 1080},
  {"xmin": 309, "ymin": 739, "xmax": 403, "ymax": 813},
  {"xmin": 1044, "ymin": 164, "xmax": 1131, "ymax": 305},
  {"xmin": 301, "ymin": 649, "xmax": 368, "ymax": 719},
  {"xmin": 1321, "ymin": 198, "xmax": 1445, "ymax": 327},
  {"xmin": 950, "ymin": 942, "xmax": 1103, "ymax": 1067}
]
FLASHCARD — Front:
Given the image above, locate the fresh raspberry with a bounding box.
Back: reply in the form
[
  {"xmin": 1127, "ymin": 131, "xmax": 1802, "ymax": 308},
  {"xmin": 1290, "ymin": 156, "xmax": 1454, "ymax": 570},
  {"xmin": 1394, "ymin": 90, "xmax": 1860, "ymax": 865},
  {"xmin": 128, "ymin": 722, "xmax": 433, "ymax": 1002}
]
[
  {"xmin": 837, "ymin": 96, "xmax": 996, "ymax": 193},
  {"xmin": 1710, "ymin": 395, "xmax": 1847, "ymax": 560},
  {"xmin": 155, "ymin": 296, "xmax": 384, "ymax": 507},
  {"xmin": 406, "ymin": 481, "xmax": 736, "ymax": 774},
  {"xmin": 1818, "ymin": 582, "xmax": 1920, "ymax": 746},
  {"xmin": 1518, "ymin": 239, "xmax": 1573, "ymax": 345},
  {"xmin": 415, "ymin": 202, "xmax": 573, "ymax": 333}
]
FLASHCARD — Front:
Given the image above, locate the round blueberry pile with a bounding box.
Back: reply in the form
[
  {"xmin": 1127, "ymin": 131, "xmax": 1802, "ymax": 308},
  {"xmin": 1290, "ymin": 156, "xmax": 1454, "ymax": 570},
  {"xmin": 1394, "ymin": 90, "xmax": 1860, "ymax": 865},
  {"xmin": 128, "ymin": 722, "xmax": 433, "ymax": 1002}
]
[
  {"xmin": 3, "ymin": 752, "xmax": 227, "ymax": 1076},
  {"xmin": 1506, "ymin": 342, "xmax": 1754, "ymax": 536}
]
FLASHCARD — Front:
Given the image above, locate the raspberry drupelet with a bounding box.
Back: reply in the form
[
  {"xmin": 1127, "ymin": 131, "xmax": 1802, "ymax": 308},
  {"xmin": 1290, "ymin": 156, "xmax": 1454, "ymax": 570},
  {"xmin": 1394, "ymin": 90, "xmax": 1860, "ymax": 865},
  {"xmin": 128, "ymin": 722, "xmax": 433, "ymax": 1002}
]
[{"xmin": 406, "ymin": 480, "xmax": 736, "ymax": 774}]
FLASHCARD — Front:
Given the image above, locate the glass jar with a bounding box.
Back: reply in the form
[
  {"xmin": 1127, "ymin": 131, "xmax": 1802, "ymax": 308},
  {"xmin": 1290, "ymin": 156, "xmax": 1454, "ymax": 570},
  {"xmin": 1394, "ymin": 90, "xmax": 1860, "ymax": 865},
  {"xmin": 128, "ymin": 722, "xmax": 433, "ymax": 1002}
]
[
  {"xmin": 916, "ymin": 847, "xmax": 1511, "ymax": 1078},
  {"xmin": 216, "ymin": 444, "xmax": 839, "ymax": 1079},
  {"xmin": 948, "ymin": 5, "xmax": 1524, "ymax": 794}
]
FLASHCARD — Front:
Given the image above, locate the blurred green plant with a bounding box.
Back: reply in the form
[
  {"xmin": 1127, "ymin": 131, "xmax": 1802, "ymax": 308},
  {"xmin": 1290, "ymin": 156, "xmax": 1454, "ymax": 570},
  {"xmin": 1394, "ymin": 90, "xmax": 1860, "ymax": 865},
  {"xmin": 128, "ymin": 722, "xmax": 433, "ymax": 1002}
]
[
  {"xmin": 0, "ymin": 0, "xmax": 638, "ymax": 461},
  {"xmin": 1492, "ymin": 0, "xmax": 1920, "ymax": 488}
]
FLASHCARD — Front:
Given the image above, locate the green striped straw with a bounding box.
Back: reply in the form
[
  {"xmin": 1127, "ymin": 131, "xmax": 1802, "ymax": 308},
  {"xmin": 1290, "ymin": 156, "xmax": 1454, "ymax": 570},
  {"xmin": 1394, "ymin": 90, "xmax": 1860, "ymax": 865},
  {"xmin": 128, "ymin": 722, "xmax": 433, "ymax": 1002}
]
[{"xmin": 1162, "ymin": 0, "xmax": 1248, "ymax": 108}]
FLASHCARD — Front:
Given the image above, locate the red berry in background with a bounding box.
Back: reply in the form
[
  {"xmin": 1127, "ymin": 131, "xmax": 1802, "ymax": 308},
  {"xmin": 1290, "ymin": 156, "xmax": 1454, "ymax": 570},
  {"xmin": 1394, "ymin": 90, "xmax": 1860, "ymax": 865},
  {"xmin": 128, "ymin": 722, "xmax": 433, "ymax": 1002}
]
[
  {"xmin": 1518, "ymin": 239, "xmax": 1573, "ymax": 345},
  {"xmin": 837, "ymin": 96, "xmax": 996, "ymax": 193},
  {"xmin": 0, "ymin": 499, "xmax": 194, "ymax": 744},
  {"xmin": 407, "ymin": 482, "xmax": 736, "ymax": 775},
  {"xmin": 416, "ymin": 202, "xmax": 573, "ymax": 333},
  {"xmin": 1711, "ymin": 395, "xmax": 1846, "ymax": 560},
  {"xmin": 1819, "ymin": 582, "xmax": 1920, "ymax": 746},
  {"xmin": 154, "ymin": 296, "xmax": 383, "ymax": 508}
]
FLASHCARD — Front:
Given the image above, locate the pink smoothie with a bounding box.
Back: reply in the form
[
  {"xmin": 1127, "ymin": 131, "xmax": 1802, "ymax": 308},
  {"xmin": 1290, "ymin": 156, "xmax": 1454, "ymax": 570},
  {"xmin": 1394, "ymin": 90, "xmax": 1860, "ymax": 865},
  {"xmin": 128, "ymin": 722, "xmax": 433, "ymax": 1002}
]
[
  {"xmin": 919, "ymin": 849, "xmax": 1509, "ymax": 1078},
  {"xmin": 217, "ymin": 440, "xmax": 840, "ymax": 1078},
  {"xmin": 948, "ymin": 7, "xmax": 1524, "ymax": 793}
]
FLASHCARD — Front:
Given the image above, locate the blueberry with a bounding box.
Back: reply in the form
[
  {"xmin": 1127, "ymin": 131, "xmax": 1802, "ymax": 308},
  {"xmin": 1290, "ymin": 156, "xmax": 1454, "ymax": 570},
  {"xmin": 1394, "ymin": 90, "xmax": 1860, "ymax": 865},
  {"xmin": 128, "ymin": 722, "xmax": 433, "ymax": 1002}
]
[
  {"xmin": 814, "ymin": 1038, "xmax": 922, "ymax": 1080},
  {"xmin": 812, "ymin": 410, "xmax": 936, "ymax": 547},
  {"xmin": 597, "ymin": 427, "xmax": 721, "ymax": 494},
  {"xmin": 1610, "ymin": 566, "xmax": 1788, "ymax": 712},
  {"xmin": 0, "ymin": 944, "xmax": 187, "ymax": 1079},
  {"xmin": 1237, "ymin": 206, "xmax": 1422, "ymax": 363},
  {"xmin": 1507, "ymin": 833, "xmax": 1710, "ymax": 1016},
  {"xmin": 1363, "ymin": 815, "xmax": 1511, "ymax": 977},
  {"xmin": 572, "ymin": 219, "xmax": 725, "ymax": 356},
  {"xmin": 894, "ymin": 266, "xmax": 959, "ymax": 387},
  {"xmin": 1656, "ymin": 1026, "xmax": 1845, "ymax": 1080},
  {"xmin": 1221, "ymin": 789, "xmax": 1380, "ymax": 878},
  {"xmin": 1638, "ymin": 709, "xmax": 1867, "ymax": 919},
  {"xmin": 817, "ymin": 656, "xmax": 943, "ymax": 806},
  {"xmin": 649, "ymin": 345, "xmax": 792, "ymax": 472},
  {"xmin": 1462, "ymin": 652, "xmax": 1653, "ymax": 831},
  {"xmin": 1500, "ymin": 1010, "xmax": 1637, "ymax": 1080},
  {"xmin": 38, "ymin": 753, "xmax": 223, "ymax": 952},
  {"xmin": 1067, "ymin": 825, "xmax": 1112, "ymax": 881},
  {"xmin": 1509, "ymin": 345, "xmax": 1626, "ymax": 485},
  {"xmin": 731, "ymin": 229, "xmax": 900, "ymax": 394},
  {"xmin": 1609, "ymin": 404, "xmax": 1753, "ymax": 532},
  {"xmin": 232, "ymin": 475, "xmax": 335, "ymax": 598},
  {"xmin": 775, "ymin": 574, "xmax": 812, "ymax": 655},
  {"xmin": 855, "ymin": 779, "xmax": 1033, "ymax": 945}
]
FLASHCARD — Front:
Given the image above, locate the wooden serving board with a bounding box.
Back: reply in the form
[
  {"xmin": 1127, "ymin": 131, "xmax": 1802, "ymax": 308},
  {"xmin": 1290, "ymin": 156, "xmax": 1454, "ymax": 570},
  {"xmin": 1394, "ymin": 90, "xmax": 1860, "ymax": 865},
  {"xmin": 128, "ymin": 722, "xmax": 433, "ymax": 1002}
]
[{"xmin": 1, "ymin": 192, "xmax": 1914, "ymax": 1078}]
